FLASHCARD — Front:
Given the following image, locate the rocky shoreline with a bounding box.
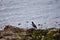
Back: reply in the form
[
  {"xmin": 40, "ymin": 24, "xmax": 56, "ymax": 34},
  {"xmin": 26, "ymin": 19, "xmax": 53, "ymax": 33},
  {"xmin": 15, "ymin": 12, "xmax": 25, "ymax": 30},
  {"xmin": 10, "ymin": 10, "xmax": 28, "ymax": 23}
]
[{"xmin": 0, "ymin": 25, "xmax": 60, "ymax": 40}]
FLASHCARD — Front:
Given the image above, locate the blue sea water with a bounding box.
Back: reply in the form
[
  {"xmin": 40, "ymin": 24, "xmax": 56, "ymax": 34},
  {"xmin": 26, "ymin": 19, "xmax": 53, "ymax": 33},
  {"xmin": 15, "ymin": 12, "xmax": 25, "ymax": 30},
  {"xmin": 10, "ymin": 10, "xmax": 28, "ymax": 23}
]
[{"xmin": 0, "ymin": 0, "xmax": 60, "ymax": 29}]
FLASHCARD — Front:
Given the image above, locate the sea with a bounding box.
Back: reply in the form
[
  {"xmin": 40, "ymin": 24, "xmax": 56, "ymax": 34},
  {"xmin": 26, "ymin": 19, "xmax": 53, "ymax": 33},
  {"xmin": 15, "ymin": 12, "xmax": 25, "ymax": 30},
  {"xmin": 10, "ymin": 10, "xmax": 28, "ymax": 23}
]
[{"xmin": 0, "ymin": 0, "xmax": 60, "ymax": 29}]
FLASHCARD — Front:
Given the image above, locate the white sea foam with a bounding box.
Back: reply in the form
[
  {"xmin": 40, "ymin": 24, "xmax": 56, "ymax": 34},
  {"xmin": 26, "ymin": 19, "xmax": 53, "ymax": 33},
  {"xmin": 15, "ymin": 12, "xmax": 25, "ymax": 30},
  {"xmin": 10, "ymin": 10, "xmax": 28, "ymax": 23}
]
[{"xmin": 0, "ymin": 0, "xmax": 60, "ymax": 29}]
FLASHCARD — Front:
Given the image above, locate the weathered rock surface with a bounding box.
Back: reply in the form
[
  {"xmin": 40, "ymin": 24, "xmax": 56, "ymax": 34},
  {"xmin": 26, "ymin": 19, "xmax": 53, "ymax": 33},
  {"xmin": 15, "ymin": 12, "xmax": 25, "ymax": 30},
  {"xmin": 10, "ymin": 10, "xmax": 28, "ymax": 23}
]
[{"xmin": 0, "ymin": 25, "xmax": 60, "ymax": 40}]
